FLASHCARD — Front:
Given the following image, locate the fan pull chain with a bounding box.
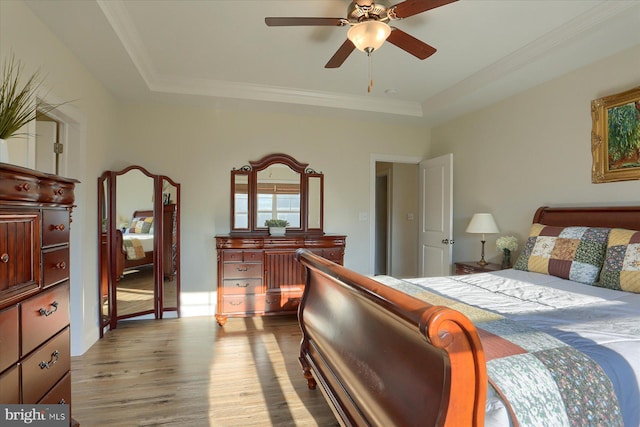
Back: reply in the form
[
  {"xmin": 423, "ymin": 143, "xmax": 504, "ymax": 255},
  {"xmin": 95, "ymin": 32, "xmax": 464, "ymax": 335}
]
[{"xmin": 367, "ymin": 52, "xmax": 374, "ymax": 93}]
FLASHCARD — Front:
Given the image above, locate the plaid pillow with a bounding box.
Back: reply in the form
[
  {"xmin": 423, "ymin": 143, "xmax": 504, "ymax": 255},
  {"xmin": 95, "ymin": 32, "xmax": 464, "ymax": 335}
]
[
  {"xmin": 513, "ymin": 224, "xmax": 610, "ymax": 285},
  {"xmin": 597, "ymin": 228, "xmax": 640, "ymax": 293},
  {"xmin": 128, "ymin": 217, "xmax": 153, "ymax": 234}
]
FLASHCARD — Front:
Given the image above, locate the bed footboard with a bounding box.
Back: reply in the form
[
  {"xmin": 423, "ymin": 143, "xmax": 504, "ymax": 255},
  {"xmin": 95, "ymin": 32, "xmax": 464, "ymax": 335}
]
[{"xmin": 295, "ymin": 249, "xmax": 487, "ymax": 427}]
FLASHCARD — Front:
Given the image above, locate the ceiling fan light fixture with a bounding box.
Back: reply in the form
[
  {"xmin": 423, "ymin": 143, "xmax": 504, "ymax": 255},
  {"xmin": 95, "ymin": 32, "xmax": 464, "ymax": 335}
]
[{"xmin": 347, "ymin": 21, "xmax": 391, "ymax": 53}]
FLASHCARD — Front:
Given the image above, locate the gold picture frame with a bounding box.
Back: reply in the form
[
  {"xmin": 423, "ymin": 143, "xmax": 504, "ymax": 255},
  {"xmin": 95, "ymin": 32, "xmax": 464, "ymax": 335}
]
[{"xmin": 592, "ymin": 85, "xmax": 640, "ymax": 183}]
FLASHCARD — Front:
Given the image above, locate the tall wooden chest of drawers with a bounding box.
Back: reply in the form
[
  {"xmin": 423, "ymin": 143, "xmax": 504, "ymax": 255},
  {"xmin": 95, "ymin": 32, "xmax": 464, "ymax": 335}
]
[
  {"xmin": 0, "ymin": 163, "xmax": 78, "ymax": 423},
  {"xmin": 215, "ymin": 234, "xmax": 346, "ymax": 326}
]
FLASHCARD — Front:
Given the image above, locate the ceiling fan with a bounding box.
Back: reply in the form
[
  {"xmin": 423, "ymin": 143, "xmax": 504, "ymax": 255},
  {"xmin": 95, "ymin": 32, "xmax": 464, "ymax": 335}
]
[{"xmin": 265, "ymin": 0, "xmax": 458, "ymax": 69}]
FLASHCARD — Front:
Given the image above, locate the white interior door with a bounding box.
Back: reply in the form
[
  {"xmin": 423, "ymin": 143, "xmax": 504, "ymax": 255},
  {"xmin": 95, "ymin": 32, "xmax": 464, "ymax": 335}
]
[{"xmin": 418, "ymin": 154, "xmax": 453, "ymax": 277}]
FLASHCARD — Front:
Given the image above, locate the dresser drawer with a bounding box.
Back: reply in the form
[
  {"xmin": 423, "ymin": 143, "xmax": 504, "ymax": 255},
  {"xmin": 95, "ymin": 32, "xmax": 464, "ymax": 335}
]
[
  {"xmin": 0, "ymin": 305, "xmax": 19, "ymax": 372},
  {"xmin": 223, "ymin": 262, "xmax": 263, "ymax": 279},
  {"xmin": 0, "ymin": 172, "xmax": 40, "ymax": 203},
  {"xmin": 42, "ymin": 248, "xmax": 70, "ymax": 287},
  {"xmin": 39, "ymin": 181, "xmax": 76, "ymax": 206},
  {"xmin": 222, "ymin": 278, "xmax": 263, "ymax": 295},
  {"xmin": 223, "ymin": 250, "xmax": 262, "ymax": 262},
  {"xmin": 22, "ymin": 327, "xmax": 70, "ymax": 404},
  {"xmin": 223, "ymin": 250, "xmax": 243, "ymax": 262},
  {"xmin": 21, "ymin": 283, "xmax": 70, "ymax": 356},
  {"xmin": 265, "ymin": 286, "xmax": 303, "ymax": 312},
  {"xmin": 38, "ymin": 371, "xmax": 71, "ymax": 405},
  {"xmin": 42, "ymin": 209, "xmax": 70, "ymax": 247},
  {"xmin": 0, "ymin": 365, "xmax": 19, "ymax": 403},
  {"xmin": 222, "ymin": 294, "xmax": 265, "ymax": 314},
  {"xmin": 322, "ymin": 248, "xmax": 344, "ymax": 263}
]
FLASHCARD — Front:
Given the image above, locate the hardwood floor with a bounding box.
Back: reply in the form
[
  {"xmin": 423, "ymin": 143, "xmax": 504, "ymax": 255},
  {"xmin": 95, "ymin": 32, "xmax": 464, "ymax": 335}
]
[
  {"xmin": 111, "ymin": 265, "xmax": 178, "ymax": 318},
  {"xmin": 71, "ymin": 316, "xmax": 338, "ymax": 426}
]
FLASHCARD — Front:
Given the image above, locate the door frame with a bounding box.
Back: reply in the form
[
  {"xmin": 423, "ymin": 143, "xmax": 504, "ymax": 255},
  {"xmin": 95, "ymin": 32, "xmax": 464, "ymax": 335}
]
[
  {"xmin": 369, "ymin": 153, "xmax": 422, "ymax": 275},
  {"xmin": 36, "ymin": 94, "xmax": 89, "ymax": 355}
]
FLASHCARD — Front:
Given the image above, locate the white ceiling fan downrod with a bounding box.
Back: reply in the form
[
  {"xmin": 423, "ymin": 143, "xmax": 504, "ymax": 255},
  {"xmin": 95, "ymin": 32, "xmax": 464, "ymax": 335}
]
[{"xmin": 367, "ymin": 50, "xmax": 374, "ymax": 93}]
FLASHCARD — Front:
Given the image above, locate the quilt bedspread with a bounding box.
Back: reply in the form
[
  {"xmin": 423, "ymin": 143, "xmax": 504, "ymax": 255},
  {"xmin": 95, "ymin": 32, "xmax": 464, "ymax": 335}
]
[
  {"xmin": 374, "ymin": 274, "xmax": 624, "ymax": 427},
  {"xmin": 123, "ymin": 237, "xmax": 146, "ymax": 260}
]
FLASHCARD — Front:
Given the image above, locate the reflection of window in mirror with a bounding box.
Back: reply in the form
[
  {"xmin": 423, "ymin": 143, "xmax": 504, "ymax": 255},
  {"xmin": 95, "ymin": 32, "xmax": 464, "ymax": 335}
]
[{"xmin": 257, "ymin": 165, "xmax": 301, "ymax": 228}]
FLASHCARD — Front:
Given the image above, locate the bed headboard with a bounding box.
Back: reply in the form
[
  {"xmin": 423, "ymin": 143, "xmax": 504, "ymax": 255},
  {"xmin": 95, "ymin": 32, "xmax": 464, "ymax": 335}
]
[
  {"xmin": 132, "ymin": 209, "xmax": 153, "ymax": 218},
  {"xmin": 533, "ymin": 206, "xmax": 640, "ymax": 230}
]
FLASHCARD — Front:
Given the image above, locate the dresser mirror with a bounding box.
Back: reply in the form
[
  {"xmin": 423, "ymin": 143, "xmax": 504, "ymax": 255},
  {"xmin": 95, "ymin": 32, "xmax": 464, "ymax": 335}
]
[
  {"xmin": 98, "ymin": 165, "xmax": 180, "ymax": 336},
  {"xmin": 230, "ymin": 153, "xmax": 323, "ymax": 234}
]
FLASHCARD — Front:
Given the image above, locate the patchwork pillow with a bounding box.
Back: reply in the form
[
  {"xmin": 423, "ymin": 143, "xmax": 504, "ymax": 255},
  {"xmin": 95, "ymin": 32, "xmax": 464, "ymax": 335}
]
[
  {"xmin": 128, "ymin": 217, "xmax": 153, "ymax": 234},
  {"xmin": 513, "ymin": 224, "xmax": 610, "ymax": 285},
  {"xmin": 597, "ymin": 228, "xmax": 640, "ymax": 293}
]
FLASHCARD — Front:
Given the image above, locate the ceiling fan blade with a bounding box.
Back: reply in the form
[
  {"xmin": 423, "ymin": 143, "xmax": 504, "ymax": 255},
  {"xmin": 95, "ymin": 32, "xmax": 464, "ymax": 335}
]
[
  {"xmin": 386, "ymin": 28, "xmax": 436, "ymax": 60},
  {"xmin": 265, "ymin": 17, "xmax": 345, "ymax": 27},
  {"xmin": 325, "ymin": 39, "xmax": 356, "ymax": 68},
  {"xmin": 389, "ymin": 0, "xmax": 457, "ymax": 19}
]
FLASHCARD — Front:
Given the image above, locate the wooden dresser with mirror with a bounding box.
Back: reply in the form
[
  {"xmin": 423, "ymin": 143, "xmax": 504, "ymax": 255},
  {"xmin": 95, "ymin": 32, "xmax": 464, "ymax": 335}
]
[
  {"xmin": 215, "ymin": 153, "xmax": 346, "ymax": 326},
  {"xmin": 0, "ymin": 163, "xmax": 78, "ymax": 424}
]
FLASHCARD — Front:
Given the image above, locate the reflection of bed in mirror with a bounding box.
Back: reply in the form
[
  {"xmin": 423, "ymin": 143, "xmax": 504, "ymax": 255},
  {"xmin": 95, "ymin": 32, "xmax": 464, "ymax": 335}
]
[{"xmin": 115, "ymin": 204, "xmax": 177, "ymax": 281}]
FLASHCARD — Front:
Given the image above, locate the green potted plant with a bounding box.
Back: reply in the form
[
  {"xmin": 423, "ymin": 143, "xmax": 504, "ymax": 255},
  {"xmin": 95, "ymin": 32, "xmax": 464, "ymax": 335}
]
[
  {"xmin": 0, "ymin": 55, "xmax": 59, "ymax": 163},
  {"xmin": 264, "ymin": 219, "xmax": 289, "ymax": 236}
]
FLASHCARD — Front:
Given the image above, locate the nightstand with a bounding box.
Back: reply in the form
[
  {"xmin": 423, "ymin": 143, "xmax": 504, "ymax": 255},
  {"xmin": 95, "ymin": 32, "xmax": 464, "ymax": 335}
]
[{"xmin": 454, "ymin": 261, "xmax": 503, "ymax": 275}]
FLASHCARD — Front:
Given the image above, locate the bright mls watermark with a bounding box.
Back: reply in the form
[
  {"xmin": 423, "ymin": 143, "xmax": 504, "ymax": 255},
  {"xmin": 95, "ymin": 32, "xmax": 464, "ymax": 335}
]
[{"xmin": 0, "ymin": 405, "xmax": 68, "ymax": 426}]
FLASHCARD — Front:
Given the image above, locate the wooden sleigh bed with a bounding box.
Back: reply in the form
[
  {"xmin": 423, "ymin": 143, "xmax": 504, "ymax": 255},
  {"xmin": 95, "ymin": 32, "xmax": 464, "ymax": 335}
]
[
  {"xmin": 295, "ymin": 206, "xmax": 640, "ymax": 427},
  {"xmin": 115, "ymin": 204, "xmax": 176, "ymax": 280}
]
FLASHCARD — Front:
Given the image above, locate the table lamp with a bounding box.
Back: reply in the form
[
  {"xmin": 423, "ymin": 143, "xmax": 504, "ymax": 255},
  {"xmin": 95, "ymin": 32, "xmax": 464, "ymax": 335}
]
[{"xmin": 466, "ymin": 213, "xmax": 499, "ymax": 266}]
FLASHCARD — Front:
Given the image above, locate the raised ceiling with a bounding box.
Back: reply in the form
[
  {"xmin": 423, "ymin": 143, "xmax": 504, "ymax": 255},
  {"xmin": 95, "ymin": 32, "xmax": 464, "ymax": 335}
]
[{"xmin": 24, "ymin": 0, "xmax": 640, "ymax": 125}]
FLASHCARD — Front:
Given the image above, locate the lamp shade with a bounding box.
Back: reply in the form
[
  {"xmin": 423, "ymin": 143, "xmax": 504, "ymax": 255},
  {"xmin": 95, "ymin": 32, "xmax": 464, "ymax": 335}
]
[
  {"xmin": 347, "ymin": 21, "xmax": 391, "ymax": 53},
  {"xmin": 465, "ymin": 213, "xmax": 499, "ymax": 234}
]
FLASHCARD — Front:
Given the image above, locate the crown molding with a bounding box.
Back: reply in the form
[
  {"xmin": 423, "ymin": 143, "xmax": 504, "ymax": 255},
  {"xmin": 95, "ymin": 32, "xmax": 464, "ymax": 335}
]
[
  {"xmin": 421, "ymin": 1, "xmax": 637, "ymax": 117},
  {"xmin": 97, "ymin": 0, "xmax": 423, "ymax": 117}
]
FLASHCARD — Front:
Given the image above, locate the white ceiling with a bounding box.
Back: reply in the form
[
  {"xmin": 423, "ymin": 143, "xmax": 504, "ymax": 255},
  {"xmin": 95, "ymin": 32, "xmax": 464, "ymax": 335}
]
[{"xmin": 24, "ymin": 0, "xmax": 640, "ymax": 126}]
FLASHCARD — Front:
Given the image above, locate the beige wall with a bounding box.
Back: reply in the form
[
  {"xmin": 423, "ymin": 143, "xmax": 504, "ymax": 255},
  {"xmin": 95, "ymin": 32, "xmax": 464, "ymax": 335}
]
[
  {"xmin": 431, "ymin": 44, "xmax": 640, "ymax": 266},
  {"xmin": 113, "ymin": 105, "xmax": 430, "ymax": 314}
]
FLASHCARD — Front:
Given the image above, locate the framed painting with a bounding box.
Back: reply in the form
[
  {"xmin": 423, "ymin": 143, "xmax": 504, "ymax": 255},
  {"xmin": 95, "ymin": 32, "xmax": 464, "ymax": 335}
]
[{"xmin": 592, "ymin": 85, "xmax": 640, "ymax": 183}]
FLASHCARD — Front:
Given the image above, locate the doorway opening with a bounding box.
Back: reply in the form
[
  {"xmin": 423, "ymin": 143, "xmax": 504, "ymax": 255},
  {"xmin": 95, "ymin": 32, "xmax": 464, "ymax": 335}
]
[
  {"xmin": 374, "ymin": 167, "xmax": 390, "ymax": 275},
  {"xmin": 371, "ymin": 156, "xmax": 421, "ymax": 278}
]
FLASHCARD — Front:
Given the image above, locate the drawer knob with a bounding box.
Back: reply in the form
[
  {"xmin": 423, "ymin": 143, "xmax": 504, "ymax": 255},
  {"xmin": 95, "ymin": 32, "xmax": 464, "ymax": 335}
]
[
  {"xmin": 236, "ymin": 266, "xmax": 249, "ymax": 272},
  {"xmin": 39, "ymin": 301, "xmax": 59, "ymax": 317},
  {"xmin": 18, "ymin": 182, "xmax": 31, "ymax": 192},
  {"xmin": 54, "ymin": 261, "xmax": 67, "ymax": 270},
  {"xmin": 51, "ymin": 223, "xmax": 66, "ymax": 231},
  {"xmin": 229, "ymin": 300, "xmax": 242, "ymax": 306},
  {"xmin": 0, "ymin": 253, "xmax": 8, "ymax": 263},
  {"xmin": 39, "ymin": 350, "xmax": 60, "ymax": 369},
  {"xmin": 54, "ymin": 188, "xmax": 64, "ymax": 196},
  {"xmin": 235, "ymin": 282, "xmax": 249, "ymax": 288}
]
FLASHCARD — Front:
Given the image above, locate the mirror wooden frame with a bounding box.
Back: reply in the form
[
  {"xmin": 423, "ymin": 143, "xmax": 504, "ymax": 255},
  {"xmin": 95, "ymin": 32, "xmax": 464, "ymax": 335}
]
[
  {"xmin": 230, "ymin": 153, "xmax": 324, "ymax": 235},
  {"xmin": 98, "ymin": 165, "xmax": 181, "ymax": 336}
]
